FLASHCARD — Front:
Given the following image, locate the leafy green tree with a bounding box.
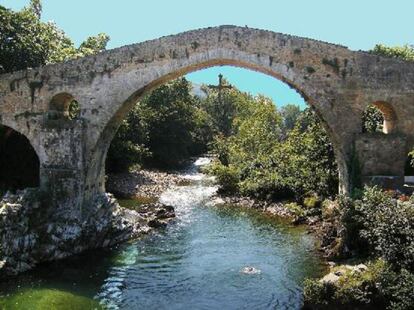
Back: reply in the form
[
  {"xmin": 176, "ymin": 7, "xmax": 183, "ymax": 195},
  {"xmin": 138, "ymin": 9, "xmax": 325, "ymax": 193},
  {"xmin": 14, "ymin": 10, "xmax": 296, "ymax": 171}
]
[
  {"xmin": 278, "ymin": 109, "xmax": 338, "ymax": 198},
  {"xmin": 210, "ymin": 103, "xmax": 338, "ymax": 200},
  {"xmin": 107, "ymin": 78, "xmax": 215, "ymax": 171},
  {"xmin": 280, "ymin": 104, "xmax": 301, "ymax": 135},
  {"xmin": 106, "ymin": 104, "xmax": 151, "ymax": 173},
  {"xmin": 0, "ymin": 1, "xmax": 109, "ymax": 73},
  {"xmin": 216, "ymin": 96, "xmax": 283, "ymax": 199},
  {"xmin": 370, "ymin": 44, "xmax": 414, "ymax": 62},
  {"xmin": 200, "ymin": 78, "xmax": 246, "ymax": 137}
]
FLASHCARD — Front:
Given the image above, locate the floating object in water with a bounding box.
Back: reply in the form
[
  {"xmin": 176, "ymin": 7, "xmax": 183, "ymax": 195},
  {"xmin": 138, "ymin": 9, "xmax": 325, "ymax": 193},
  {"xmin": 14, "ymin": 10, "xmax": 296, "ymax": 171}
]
[{"xmin": 240, "ymin": 266, "xmax": 261, "ymax": 274}]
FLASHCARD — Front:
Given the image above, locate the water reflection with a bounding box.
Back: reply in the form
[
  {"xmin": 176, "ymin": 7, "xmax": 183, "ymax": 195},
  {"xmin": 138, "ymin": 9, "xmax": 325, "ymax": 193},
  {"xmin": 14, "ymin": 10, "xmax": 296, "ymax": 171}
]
[{"xmin": 0, "ymin": 158, "xmax": 325, "ymax": 310}]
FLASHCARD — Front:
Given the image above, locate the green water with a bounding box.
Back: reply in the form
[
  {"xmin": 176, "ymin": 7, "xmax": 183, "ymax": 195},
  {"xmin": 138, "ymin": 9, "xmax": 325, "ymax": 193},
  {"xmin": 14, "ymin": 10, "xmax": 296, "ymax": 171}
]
[{"xmin": 0, "ymin": 158, "xmax": 325, "ymax": 309}]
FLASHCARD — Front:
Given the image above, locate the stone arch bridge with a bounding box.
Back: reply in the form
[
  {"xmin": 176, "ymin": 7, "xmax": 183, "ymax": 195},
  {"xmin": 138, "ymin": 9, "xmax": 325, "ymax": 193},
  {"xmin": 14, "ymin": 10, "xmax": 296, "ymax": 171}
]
[{"xmin": 1, "ymin": 25, "xmax": 414, "ymax": 212}]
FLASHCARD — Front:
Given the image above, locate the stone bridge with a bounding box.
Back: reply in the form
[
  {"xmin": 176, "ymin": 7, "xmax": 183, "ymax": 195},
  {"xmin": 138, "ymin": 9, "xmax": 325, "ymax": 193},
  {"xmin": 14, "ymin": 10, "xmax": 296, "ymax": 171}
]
[{"xmin": 1, "ymin": 25, "xmax": 414, "ymax": 213}]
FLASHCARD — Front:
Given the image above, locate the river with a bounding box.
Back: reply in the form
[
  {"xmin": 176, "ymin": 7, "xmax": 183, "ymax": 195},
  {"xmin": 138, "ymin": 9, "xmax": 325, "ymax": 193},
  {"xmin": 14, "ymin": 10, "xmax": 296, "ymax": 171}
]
[{"xmin": 0, "ymin": 157, "xmax": 325, "ymax": 309}]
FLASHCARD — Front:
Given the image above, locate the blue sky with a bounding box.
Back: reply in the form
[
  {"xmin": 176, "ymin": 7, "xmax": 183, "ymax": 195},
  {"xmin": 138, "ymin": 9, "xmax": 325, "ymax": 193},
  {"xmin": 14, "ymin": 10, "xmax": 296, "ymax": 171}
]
[{"xmin": 3, "ymin": 0, "xmax": 413, "ymax": 108}]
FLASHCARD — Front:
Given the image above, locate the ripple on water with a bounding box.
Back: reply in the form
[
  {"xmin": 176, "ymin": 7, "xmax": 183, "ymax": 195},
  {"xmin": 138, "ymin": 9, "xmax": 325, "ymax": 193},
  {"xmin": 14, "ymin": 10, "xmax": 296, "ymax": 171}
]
[{"xmin": 0, "ymin": 157, "xmax": 325, "ymax": 310}]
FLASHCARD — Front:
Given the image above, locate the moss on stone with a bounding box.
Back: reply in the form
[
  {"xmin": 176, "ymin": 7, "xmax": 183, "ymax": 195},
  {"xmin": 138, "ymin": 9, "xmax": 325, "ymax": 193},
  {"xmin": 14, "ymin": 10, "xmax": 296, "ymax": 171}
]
[{"xmin": 0, "ymin": 288, "xmax": 103, "ymax": 310}]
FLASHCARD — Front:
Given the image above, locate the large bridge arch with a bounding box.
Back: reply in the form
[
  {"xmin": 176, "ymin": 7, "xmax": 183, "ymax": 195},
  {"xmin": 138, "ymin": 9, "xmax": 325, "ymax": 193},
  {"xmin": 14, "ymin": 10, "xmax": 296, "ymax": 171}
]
[
  {"xmin": 0, "ymin": 25, "xmax": 413, "ymax": 206},
  {"xmin": 85, "ymin": 56, "xmax": 352, "ymax": 198}
]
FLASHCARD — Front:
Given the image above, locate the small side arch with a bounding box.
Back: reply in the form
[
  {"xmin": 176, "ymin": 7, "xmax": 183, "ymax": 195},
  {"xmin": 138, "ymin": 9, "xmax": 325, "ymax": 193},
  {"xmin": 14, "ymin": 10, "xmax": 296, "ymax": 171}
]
[
  {"xmin": 49, "ymin": 92, "xmax": 80, "ymax": 120},
  {"xmin": 362, "ymin": 101, "xmax": 397, "ymax": 134},
  {"xmin": 0, "ymin": 124, "xmax": 40, "ymax": 193}
]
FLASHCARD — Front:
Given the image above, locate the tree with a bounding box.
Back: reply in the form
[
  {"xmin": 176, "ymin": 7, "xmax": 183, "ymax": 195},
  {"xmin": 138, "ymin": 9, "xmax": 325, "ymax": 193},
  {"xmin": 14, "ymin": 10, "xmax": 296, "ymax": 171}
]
[
  {"xmin": 200, "ymin": 78, "xmax": 243, "ymax": 136},
  {"xmin": 278, "ymin": 109, "xmax": 338, "ymax": 198},
  {"xmin": 29, "ymin": 0, "xmax": 42, "ymax": 18},
  {"xmin": 210, "ymin": 102, "xmax": 338, "ymax": 200},
  {"xmin": 280, "ymin": 104, "xmax": 301, "ymax": 136},
  {"xmin": 0, "ymin": 1, "xmax": 109, "ymax": 73},
  {"xmin": 107, "ymin": 77, "xmax": 215, "ymax": 171}
]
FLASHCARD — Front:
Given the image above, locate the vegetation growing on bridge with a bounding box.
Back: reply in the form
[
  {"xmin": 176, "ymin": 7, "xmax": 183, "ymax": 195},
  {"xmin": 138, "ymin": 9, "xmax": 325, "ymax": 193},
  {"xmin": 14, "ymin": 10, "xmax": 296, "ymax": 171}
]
[{"xmin": 370, "ymin": 44, "xmax": 414, "ymax": 62}]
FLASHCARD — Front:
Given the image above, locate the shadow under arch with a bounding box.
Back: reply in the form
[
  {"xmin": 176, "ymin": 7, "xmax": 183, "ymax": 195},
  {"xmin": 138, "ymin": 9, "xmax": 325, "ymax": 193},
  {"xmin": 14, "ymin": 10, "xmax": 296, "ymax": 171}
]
[
  {"xmin": 85, "ymin": 59, "xmax": 347, "ymax": 197},
  {"xmin": 0, "ymin": 124, "xmax": 40, "ymax": 193}
]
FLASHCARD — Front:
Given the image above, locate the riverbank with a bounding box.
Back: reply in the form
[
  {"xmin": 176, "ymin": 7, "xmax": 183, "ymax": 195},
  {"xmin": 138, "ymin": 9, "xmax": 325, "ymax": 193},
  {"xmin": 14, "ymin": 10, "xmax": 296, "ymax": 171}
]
[
  {"xmin": 212, "ymin": 190, "xmax": 414, "ymax": 309},
  {"xmin": 106, "ymin": 168, "xmax": 187, "ymax": 199},
  {"xmin": 0, "ymin": 188, "xmax": 176, "ymax": 278},
  {"xmin": 213, "ymin": 194, "xmax": 338, "ymax": 254},
  {"xmin": 0, "ymin": 166, "xmax": 191, "ymax": 278},
  {"xmin": 107, "ymin": 167, "xmax": 336, "ymax": 258},
  {"xmin": 0, "ymin": 157, "xmax": 325, "ymax": 309}
]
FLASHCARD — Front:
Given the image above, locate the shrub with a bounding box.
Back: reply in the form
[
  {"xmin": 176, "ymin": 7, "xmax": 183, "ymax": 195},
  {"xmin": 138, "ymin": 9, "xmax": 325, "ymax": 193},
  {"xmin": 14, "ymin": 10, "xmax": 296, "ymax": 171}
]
[
  {"xmin": 304, "ymin": 260, "xmax": 414, "ymax": 310},
  {"xmin": 303, "ymin": 260, "xmax": 386, "ymax": 309},
  {"xmin": 303, "ymin": 279, "xmax": 335, "ymax": 307},
  {"xmin": 209, "ymin": 106, "xmax": 338, "ymax": 200},
  {"xmin": 285, "ymin": 202, "xmax": 305, "ymax": 217},
  {"xmin": 209, "ymin": 162, "xmax": 239, "ymax": 194},
  {"xmin": 321, "ymin": 199, "xmax": 340, "ymax": 219},
  {"xmin": 107, "ymin": 77, "xmax": 215, "ymax": 171},
  {"xmin": 378, "ymin": 267, "xmax": 414, "ymax": 310},
  {"xmin": 339, "ymin": 194, "xmax": 369, "ymax": 256},
  {"xmin": 355, "ymin": 187, "xmax": 414, "ymax": 272},
  {"xmin": 303, "ymin": 195, "xmax": 321, "ymax": 209}
]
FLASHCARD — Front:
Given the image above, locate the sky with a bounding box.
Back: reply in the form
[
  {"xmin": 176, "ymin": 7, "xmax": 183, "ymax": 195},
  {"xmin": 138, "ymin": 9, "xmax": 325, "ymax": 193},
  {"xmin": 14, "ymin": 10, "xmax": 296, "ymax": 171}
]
[{"xmin": 3, "ymin": 0, "xmax": 413, "ymax": 108}]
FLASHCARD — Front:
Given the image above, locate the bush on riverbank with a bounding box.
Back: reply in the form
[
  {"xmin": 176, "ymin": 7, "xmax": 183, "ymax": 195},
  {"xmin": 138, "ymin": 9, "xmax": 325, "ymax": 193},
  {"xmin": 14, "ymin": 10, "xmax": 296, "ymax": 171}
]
[
  {"xmin": 304, "ymin": 186, "xmax": 414, "ymax": 310},
  {"xmin": 340, "ymin": 186, "xmax": 414, "ymax": 271},
  {"xmin": 304, "ymin": 259, "xmax": 414, "ymax": 310}
]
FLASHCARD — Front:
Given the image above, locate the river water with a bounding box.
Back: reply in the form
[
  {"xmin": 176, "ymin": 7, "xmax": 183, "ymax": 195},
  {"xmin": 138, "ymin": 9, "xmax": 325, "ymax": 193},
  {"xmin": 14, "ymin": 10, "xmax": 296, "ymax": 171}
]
[{"xmin": 0, "ymin": 157, "xmax": 325, "ymax": 309}]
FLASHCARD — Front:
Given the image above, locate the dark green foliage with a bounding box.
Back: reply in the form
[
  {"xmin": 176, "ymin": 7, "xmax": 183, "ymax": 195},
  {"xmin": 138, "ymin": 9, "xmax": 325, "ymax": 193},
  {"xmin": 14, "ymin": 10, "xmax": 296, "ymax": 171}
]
[
  {"xmin": 278, "ymin": 109, "xmax": 338, "ymax": 198},
  {"xmin": 0, "ymin": 1, "xmax": 109, "ymax": 73},
  {"xmin": 378, "ymin": 267, "xmax": 414, "ymax": 310},
  {"xmin": 208, "ymin": 95, "xmax": 338, "ymax": 200},
  {"xmin": 340, "ymin": 186, "xmax": 414, "ymax": 272},
  {"xmin": 280, "ymin": 104, "xmax": 301, "ymax": 135},
  {"xmin": 306, "ymin": 186, "xmax": 414, "ymax": 309},
  {"xmin": 107, "ymin": 78, "xmax": 214, "ymax": 171},
  {"xmin": 306, "ymin": 66, "xmax": 316, "ymax": 74},
  {"xmin": 304, "ymin": 260, "xmax": 393, "ymax": 309},
  {"xmin": 200, "ymin": 77, "xmax": 240, "ymax": 137},
  {"xmin": 349, "ymin": 146, "xmax": 362, "ymax": 193},
  {"xmin": 68, "ymin": 100, "xmax": 80, "ymax": 120},
  {"xmin": 362, "ymin": 105, "xmax": 384, "ymax": 133},
  {"xmin": 357, "ymin": 187, "xmax": 414, "ymax": 272}
]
